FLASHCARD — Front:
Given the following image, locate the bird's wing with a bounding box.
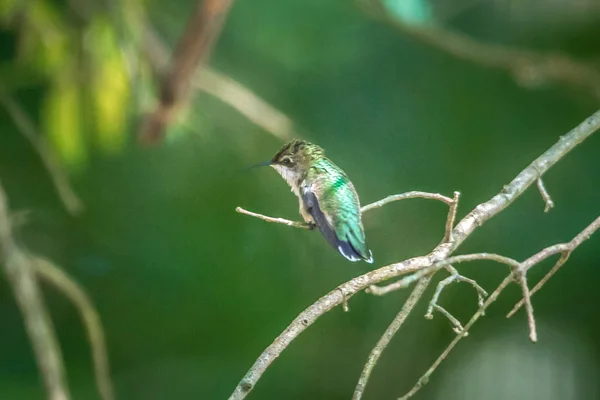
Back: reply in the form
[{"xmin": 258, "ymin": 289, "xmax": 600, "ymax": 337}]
[{"xmin": 302, "ymin": 172, "xmax": 372, "ymax": 263}]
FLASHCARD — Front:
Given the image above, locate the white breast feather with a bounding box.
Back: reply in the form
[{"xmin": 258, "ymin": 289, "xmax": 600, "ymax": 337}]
[{"xmin": 272, "ymin": 165, "xmax": 302, "ymax": 196}]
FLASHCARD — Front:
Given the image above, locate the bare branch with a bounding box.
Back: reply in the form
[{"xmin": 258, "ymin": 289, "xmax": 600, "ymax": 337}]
[
  {"xmin": 352, "ymin": 277, "xmax": 431, "ymax": 400},
  {"xmin": 425, "ymin": 265, "xmax": 488, "ymax": 334},
  {"xmin": 388, "ymin": 253, "xmax": 520, "ymax": 293},
  {"xmin": 194, "ymin": 69, "xmax": 295, "ymax": 141},
  {"xmin": 143, "ymin": 26, "xmax": 295, "ymax": 142},
  {"xmin": 400, "ymin": 215, "xmax": 600, "ymax": 398},
  {"xmin": 426, "ymin": 273, "xmax": 465, "ymax": 334},
  {"xmin": 237, "ymin": 190, "xmax": 456, "ymax": 232},
  {"xmin": 229, "ymin": 109, "xmax": 600, "ymax": 399},
  {"xmin": 227, "ymin": 255, "xmax": 435, "ymax": 400},
  {"xmin": 361, "ymin": 0, "xmax": 600, "ymax": 99},
  {"xmin": 506, "ymin": 253, "xmax": 569, "ymax": 318},
  {"xmin": 507, "ymin": 215, "xmax": 600, "ymax": 317},
  {"xmin": 0, "ymin": 184, "xmax": 70, "ymax": 400},
  {"xmin": 140, "ymin": 0, "xmax": 235, "ymax": 143},
  {"xmin": 360, "ymin": 191, "xmax": 453, "ymax": 213},
  {"xmin": 33, "ymin": 257, "xmax": 114, "ymax": 400},
  {"xmin": 518, "ymin": 273, "xmax": 537, "ymax": 342},
  {"xmin": 399, "ymin": 274, "xmax": 514, "ymax": 400},
  {"xmin": 0, "ymin": 86, "xmax": 84, "ymax": 216},
  {"xmin": 536, "ymin": 178, "xmax": 555, "ymax": 213},
  {"xmin": 444, "ymin": 265, "xmax": 488, "ymax": 309},
  {"xmin": 235, "ymin": 207, "xmax": 311, "ymax": 229},
  {"xmin": 443, "ymin": 191, "xmax": 460, "ymax": 242}
]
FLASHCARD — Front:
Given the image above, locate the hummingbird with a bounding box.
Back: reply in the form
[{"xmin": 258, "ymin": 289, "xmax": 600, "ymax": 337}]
[{"xmin": 253, "ymin": 139, "xmax": 373, "ymax": 263}]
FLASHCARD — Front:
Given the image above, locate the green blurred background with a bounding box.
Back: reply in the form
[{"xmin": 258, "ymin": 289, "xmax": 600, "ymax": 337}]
[{"xmin": 1, "ymin": 0, "xmax": 600, "ymax": 399}]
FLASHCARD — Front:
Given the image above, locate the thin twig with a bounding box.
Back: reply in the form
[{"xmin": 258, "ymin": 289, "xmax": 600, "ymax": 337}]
[
  {"xmin": 400, "ymin": 215, "xmax": 600, "ymax": 399},
  {"xmin": 369, "ymin": 253, "xmax": 520, "ymax": 296},
  {"xmin": 143, "ymin": 26, "xmax": 295, "ymax": 141},
  {"xmin": 399, "ymin": 274, "xmax": 514, "ymax": 400},
  {"xmin": 425, "ymin": 265, "xmax": 488, "ymax": 334},
  {"xmin": 361, "ymin": 0, "xmax": 600, "ymax": 100},
  {"xmin": 0, "ymin": 184, "xmax": 70, "ymax": 400},
  {"xmin": 426, "ymin": 271, "xmax": 466, "ymax": 333},
  {"xmin": 518, "ymin": 273, "xmax": 537, "ymax": 342},
  {"xmin": 140, "ymin": 0, "xmax": 235, "ymax": 143},
  {"xmin": 194, "ymin": 69, "xmax": 294, "ymax": 141},
  {"xmin": 238, "ymin": 191, "xmax": 455, "ymax": 231},
  {"xmin": 235, "ymin": 207, "xmax": 311, "ymax": 229},
  {"xmin": 0, "ymin": 86, "xmax": 84, "ymax": 216},
  {"xmin": 360, "ymin": 191, "xmax": 453, "ymax": 213},
  {"xmin": 443, "ymin": 191, "xmax": 460, "ymax": 242},
  {"xmin": 508, "ymin": 215, "xmax": 600, "ymax": 317},
  {"xmin": 536, "ymin": 178, "xmax": 554, "ymax": 213},
  {"xmin": 228, "ymin": 254, "xmax": 436, "ymax": 400},
  {"xmin": 33, "ymin": 257, "xmax": 114, "ymax": 400},
  {"xmin": 445, "ymin": 265, "xmax": 488, "ymax": 309},
  {"xmin": 229, "ymin": 109, "xmax": 600, "ymax": 399},
  {"xmin": 352, "ymin": 277, "xmax": 431, "ymax": 400},
  {"xmin": 506, "ymin": 252, "xmax": 569, "ymax": 318},
  {"xmin": 430, "ymin": 302, "xmax": 464, "ymax": 333}
]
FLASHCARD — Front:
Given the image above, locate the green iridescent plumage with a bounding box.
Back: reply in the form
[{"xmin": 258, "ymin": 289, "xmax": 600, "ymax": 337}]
[{"xmin": 264, "ymin": 139, "xmax": 373, "ymax": 263}]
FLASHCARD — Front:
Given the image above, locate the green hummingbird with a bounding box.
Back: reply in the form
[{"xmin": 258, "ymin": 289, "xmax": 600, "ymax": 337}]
[{"xmin": 253, "ymin": 139, "xmax": 373, "ymax": 263}]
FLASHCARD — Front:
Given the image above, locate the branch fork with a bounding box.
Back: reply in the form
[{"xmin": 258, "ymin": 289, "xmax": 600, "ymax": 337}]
[{"xmin": 230, "ymin": 109, "xmax": 600, "ymax": 400}]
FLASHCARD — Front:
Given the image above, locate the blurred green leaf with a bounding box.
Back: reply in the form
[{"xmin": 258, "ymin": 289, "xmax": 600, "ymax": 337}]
[
  {"xmin": 87, "ymin": 17, "xmax": 130, "ymax": 154},
  {"xmin": 42, "ymin": 74, "xmax": 87, "ymax": 171}
]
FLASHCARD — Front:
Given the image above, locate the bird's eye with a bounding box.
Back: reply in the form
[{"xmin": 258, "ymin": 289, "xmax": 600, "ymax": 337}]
[{"xmin": 282, "ymin": 158, "xmax": 292, "ymax": 165}]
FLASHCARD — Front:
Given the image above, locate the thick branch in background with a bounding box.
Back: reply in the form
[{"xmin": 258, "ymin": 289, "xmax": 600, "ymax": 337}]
[
  {"xmin": 139, "ymin": 0, "xmax": 234, "ymax": 144},
  {"xmin": 0, "ymin": 184, "xmax": 70, "ymax": 400},
  {"xmin": 0, "ymin": 182, "xmax": 113, "ymax": 400},
  {"xmin": 143, "ymin": 25, "xmax": 295, "ymax": 142},
  {"xmin": 229, "ymin": 109, "xmax": 600, "ymax": 399},
  {"xmin": 360, "ymin": 0, "xmax": 600, "ymax": 101}
]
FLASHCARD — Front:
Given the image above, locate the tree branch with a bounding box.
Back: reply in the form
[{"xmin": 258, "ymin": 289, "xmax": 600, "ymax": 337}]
[
  {"xmin": 33, "ymin": 257, "xmax": 114, "ymax": 400},
  {"xmin": 507, "ymin": 216, "xmax": 600, "ymax": 317},
  {"xmin": 400, "ymin": 215, "xmax": 600, "ymax": 398},
  {"xmin": 0, "ymin": 184, "xmax": 70, "ymax": 400},
  {"xmin": 235, "ymin": 207, "xmax": 312, "ymax": 229},
  {"xmin": 0, "ymin": 181, "xmax": 113, "ymax": 400},
  {"xmin": 518, "ymin": 273, "xmax": 537, "ymax": 342},
  {"xmin": 360, "ymin": 0, "xmax": 600, "ymax": 100},
  {"xmin": 424, "ymin": 265, "xmax": 488, "ymax": 334},
  {"xmin": 352, "ymin": 277, "xmax": 432, "ymax": 400},
  {"xmin": 237, "ymin": 191, "xmax": 456, "ymax": 231},
  {"xmin": 536, "ymin": 178, "xmax": 555, "ymax": 213},
  {"xmin": 443, "ymin": 192, "xmax": 460, "ymax": 242},
  {"xmin": 229, "ymin": 109, "xmax": 600, "ymax": 399},
  {"xmin": 360, "ymin": 191, "xmax": 453, "ymax": 213},
  {"xmin": 0, "ymin": 85, "xmax": 84, "ymax": 216},
  {"xmin": 367, "ymin": 191, "xmax": 460, "ymax": 295},
  {"xmin": 399, "ymin": 273, "xmax": 514, "ymax": 400},
  {"xmin": 142, "ymin": 23, "xmax": 295, "ymax": 142},
  {"xmin": 140, "ymin": 0, "xmax": 235, "ymax": 143}
]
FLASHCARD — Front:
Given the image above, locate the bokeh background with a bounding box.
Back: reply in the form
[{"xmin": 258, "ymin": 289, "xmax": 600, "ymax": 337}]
[{"xmin": 1, "ymin": 0, "xmax": 600, "ymax": 399}]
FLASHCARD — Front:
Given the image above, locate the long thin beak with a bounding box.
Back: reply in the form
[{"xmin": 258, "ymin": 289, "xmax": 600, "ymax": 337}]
[{"xmin": 245, "ymin": 160, "xmax": 273, "ymax": 170}]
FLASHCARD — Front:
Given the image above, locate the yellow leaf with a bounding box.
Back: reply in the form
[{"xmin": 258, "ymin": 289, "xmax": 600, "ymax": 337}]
[
  {"xmin": 87, "ymin": 17, "xmax": 130, "ymax": 154},
  {"xmin": 42, "ymin": 77, "xmax": 87, "ymax": 172}
]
